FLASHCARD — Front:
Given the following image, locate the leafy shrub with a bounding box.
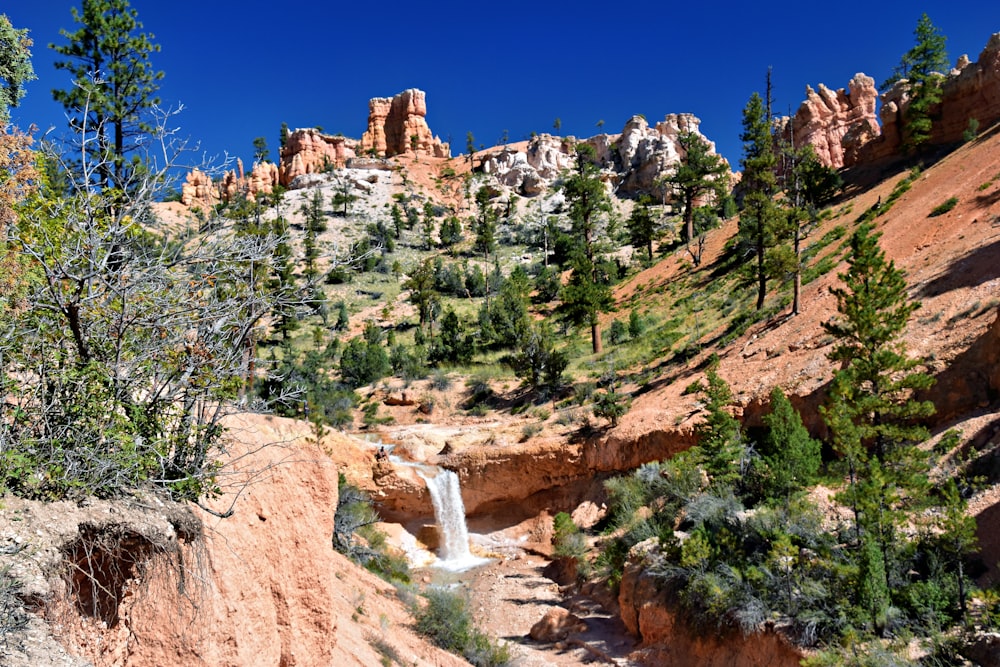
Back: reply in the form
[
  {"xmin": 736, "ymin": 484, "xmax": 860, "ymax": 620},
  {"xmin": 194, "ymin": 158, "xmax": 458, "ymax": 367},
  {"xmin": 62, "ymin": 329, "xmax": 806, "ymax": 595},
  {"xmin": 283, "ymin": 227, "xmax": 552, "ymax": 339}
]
[
  {"xmin": 552, "ymin": 512, "xmax": 588, "ymax": 562},
  {"xmin": 606, "ymin": 319, "xmax": 629, "ymax": 345},
  {"xmin": 928, "ymin": 197, "xmax": 958, "ymax": 217},
  {"xmin": 334, "ymin": 474, "xmax": 410, "ymax": 583},
  {"xmin": 413, "ymin": 588, "xmax": 511, "ymax": 667}
]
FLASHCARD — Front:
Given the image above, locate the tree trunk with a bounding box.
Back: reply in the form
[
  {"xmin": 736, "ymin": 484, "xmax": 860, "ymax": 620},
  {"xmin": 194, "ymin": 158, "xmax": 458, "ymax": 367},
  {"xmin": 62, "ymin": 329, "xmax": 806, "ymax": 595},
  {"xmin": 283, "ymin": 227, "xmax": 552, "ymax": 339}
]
[
  {"xmin": 591, "ymin": 322, "xmax": 602, "ymax": 354},
  {"xmin": 792, "ymin": 224, "xmax": 802, "ymax": 315},
  {"xmin": 756, "ymin": 238, "xmax": 766, "ymax": 310}
]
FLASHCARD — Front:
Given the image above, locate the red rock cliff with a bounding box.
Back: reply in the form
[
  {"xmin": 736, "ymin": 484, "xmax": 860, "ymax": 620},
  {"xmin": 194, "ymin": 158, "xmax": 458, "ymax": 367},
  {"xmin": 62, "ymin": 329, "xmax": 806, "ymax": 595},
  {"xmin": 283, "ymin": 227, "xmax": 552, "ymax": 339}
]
[{"xmin": 359, "ymin": 89, "xmax": 450, "ymax": 158}]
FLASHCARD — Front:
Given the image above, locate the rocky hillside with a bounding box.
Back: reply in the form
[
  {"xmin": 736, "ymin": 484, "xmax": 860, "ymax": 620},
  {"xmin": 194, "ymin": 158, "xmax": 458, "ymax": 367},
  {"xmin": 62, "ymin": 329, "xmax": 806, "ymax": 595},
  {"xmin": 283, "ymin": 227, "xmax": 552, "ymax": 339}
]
[{"xmin": 4, "ymin": 28, "xmax": 1000, "ymax": 667}]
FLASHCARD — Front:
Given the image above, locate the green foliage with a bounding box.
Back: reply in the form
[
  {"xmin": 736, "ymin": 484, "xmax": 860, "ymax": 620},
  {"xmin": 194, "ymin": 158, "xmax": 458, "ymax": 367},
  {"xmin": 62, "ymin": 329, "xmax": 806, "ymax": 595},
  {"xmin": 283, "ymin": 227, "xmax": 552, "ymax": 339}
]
[
  {"xmin": 928, "ymin": 197, "xmax": 958, "ymax": 217},
  {"xmin": 963, "ymin": 117, "xmax": 980, "ymax": 143},
  {"xmin": 662, "ymin": 131, "xmax": 729, "ymax": 265},
  {"xmin": 739, "ymin": 88, "xmax": 786, "ymax": 310},
  {"xmin": 758, "ymin": 387, "xmax": 821, "ymax": 500},
  {"xmin": 51, "ymin": 0, "xmax": 164, "ymax": 191},
  {"xmin": 508, "ymin": 322, "xmax": 568, "ymax": 395},
  {"xmin": 430, "ymin": 309, "xmax": 474, "ymax": 365},
  {"xmin": 592, "ymin": 370, "xmax": 631, "ymax": 428},
  {"xmin": 881, "ymin": 14, "xmax": 949, "ymax": 152},
  {"xmin": 402, "ymin": 258, "xmax": 439, "ymax": 330},
  {"xmin": 625, "ymin": 195, "xmax": 661, "ymax": 263},
  {"xmin": 334, "ymin": 474, "xmax": 409, "ymax": 583},
  {"xmin": 340, "ymin": 328, "xmax": 391, "ymax": 388},
  {"xmin": 0, "ymin": 14, "xmax": 35, "ymax": 125},
  {"xmin": 694, "ymin": 368, "xmax": 744, "ymax": 488},
  {"xmin": 560, "ymin": 144, "xmax": 615, "ymax": 353},
  {"xmin": 413, "ymin": 588, "xmax": 511, "ymax": 667},
  {"xmin": 552, "ymin": 512, "xmax": 587, "ymax": 561}
]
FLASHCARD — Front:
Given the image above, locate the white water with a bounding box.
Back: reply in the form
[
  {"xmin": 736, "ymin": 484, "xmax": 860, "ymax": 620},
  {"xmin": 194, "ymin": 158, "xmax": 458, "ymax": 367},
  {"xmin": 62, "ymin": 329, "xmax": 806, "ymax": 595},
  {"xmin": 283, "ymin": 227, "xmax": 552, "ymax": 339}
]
[{"xmin": 417, "ymin": 468, "xmax": 490, "ymax": 571}]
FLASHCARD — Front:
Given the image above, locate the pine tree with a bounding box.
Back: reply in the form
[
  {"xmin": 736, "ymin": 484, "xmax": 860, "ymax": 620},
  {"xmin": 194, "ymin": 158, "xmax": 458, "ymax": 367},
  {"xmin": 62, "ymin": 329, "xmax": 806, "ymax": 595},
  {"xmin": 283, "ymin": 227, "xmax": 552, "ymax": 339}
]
[
  {"xmin": 738, "ymin": 85, "xmax": 783, "ymax": 310},
  {"xmin": 625, "ymin": 195, "xmax": 659, "ymax": 263},
  {"xmin": 881, "ymin": 13, "xmax": 949, "ymax": 153},
  {"xmin": 51, "ymin": 0, "xmax": 164, "ymax": 191},
  {"xmin": 300, "ymin": 188, "xmax": 326, "ymax": 283},
  {"xmin": 760, "ymin": 386, "xmax": 821, "ymax": 500},
  {"xmin": 473, "ymin": 186, "xmax": 498, "ymax": 305},
  {"xmin": 663, "ymin": 131, "xmax": 728, "ymax": 266},
  {"xmin": 821, "ymin": 223, "xmax": 934, "ymax": 594},
  {"xmin": 560, "ymin": 144, "xmax": 614, "ymax": 353},
  {"xmin": 402, "ymin": 258, "xmax": 439, "ymax": 332},
  {"xmin": 0, "ymin": 15, "xmax": 35, "ymax": 125},
  {"xmin": 695, "ymin": 368, "xmax": 744, "ymax": 488}
]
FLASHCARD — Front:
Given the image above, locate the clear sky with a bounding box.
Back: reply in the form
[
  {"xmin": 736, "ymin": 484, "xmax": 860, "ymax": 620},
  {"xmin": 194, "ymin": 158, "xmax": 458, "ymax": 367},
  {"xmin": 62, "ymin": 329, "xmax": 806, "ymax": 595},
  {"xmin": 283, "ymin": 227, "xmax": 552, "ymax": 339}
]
[{"xmin": 5, "ymin": 1, "xmax": 1000, "ymax": 171}]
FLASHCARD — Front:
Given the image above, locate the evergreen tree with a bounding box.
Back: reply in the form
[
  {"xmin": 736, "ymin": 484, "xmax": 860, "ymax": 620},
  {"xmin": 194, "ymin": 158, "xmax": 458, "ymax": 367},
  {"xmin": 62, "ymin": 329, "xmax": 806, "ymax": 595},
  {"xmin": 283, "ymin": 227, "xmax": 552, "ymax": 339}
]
[
  {"xmin": 51, "ymin": 0, "xmax": 164, "ymax": 191},
  {"xmin": 937, "ymin": 478, "xmax": 978, "ymax": 623},
  {"xmin": 663, "ymin": 131, "xmax": 729, "ymax": 266},
  {"xmin": 268, "ymin": 211, "xmax": 298, "ymax": 340},
  {"xmin": 738, "ymin": 83, "xmax": 785, "ymax": 310},
  {"xmin": 881, "ymin": 13, "xmax": 949, "ymax": 153},
  {"xmin": 300, "ymin": 188, "xmax": 326, "ymax": 283},
  {"xmin": 509, "ymin": 322, "xmax": 567, "ymax": 394},
  {"xmin": 430, "ymin": 309, "xmax": 473, "ymax": 365},
  {"xmin": 330, "ymin": 178, "xmax": 357, "ymax": 217},
  {"xmin": 438, "ymin": 214, "xmax": 462, "ymax": 250},
  {"xmin": 0, "ymin": 15, "xmax": 35, "ymax": 125},
  {"xmin": 560, "ymin": 144, "xmax": 614, "ymax": 353},
  {"xmin": 760, "ymin": 386, "xmax": 821, "ymax": 500},
  {"xmin": 252, "ymin": 136, "xmax": 269, "ymax": 163},
  {"xmin": 626, "ymin": 195, "xmax": 659, "ymax": 263},
  {"xmin": 472, "ymin": 186, "xmax": 498, "ymax": 303},
  {"xmin": 558, "ymin": 253, "xmax": 614, "ymax": 355},
  {"xmin": 821, "ymin": 223, "xmax": 934, "ymax": 594},
  {"xmin": 279, "ymin": 121, "xmax": 289, "ymax": 151},
  {"xmin": 402, "ymin": 258, "xmax": 439, "ymax": 331},
  {"xmin": 694, "ymin": 368, "xmax": 744, "ymax": 488},
  {"xmin": 593, "ymin": 369, "xmax": 631, "ymax": 428},
  {"xmin": 421, "ymin": 200, "xmax": 437, "ymax": 249}
]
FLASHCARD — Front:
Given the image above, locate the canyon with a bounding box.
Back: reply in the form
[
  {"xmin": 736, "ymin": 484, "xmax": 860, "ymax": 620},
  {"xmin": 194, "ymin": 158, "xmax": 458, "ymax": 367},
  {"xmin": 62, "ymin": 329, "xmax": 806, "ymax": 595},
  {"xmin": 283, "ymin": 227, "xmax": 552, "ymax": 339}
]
[{"xmin": 5, "ymin": 28, "xmax": 1000, "ymax": 667}]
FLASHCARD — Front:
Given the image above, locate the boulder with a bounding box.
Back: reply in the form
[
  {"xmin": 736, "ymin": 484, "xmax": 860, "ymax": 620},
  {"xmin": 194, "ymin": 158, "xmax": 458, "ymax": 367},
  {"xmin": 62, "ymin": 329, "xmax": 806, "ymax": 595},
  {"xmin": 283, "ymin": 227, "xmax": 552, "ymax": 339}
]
[{"xmin": 528, "ymin": 607, "xmax": 587, "ymax": 642}]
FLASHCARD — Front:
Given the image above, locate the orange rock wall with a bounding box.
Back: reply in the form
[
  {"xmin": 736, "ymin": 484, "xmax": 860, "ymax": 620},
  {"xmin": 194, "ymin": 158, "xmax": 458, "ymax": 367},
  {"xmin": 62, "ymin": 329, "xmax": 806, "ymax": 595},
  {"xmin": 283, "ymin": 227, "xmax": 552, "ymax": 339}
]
[{"xmin": 619, "ymin": 554, "xmax": 804, "ymax": 667}]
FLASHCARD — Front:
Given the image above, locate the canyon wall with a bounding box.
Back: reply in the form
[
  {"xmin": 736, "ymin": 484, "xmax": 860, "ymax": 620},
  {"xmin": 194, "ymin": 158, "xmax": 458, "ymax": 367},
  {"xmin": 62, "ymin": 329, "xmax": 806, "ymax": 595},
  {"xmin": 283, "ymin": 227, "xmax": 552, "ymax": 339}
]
[
  {"xmin": 3, "ymin": 416, "xmax": 464, "ymax": 667},
  {"xmin": 786, "ymin": 31, "xmax": 1000, "ymax": 170},
  {"xmin": 618, "ymin": 541, "xmax": 804, "ymax": 667}
]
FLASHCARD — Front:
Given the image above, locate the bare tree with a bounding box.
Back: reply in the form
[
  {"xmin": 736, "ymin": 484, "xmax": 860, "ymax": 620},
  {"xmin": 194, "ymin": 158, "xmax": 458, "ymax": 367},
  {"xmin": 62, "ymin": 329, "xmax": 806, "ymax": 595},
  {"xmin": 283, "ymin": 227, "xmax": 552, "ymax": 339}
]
[{"xmin": 0, "ymin": 100, "xmax": 310, "ymax": 501}]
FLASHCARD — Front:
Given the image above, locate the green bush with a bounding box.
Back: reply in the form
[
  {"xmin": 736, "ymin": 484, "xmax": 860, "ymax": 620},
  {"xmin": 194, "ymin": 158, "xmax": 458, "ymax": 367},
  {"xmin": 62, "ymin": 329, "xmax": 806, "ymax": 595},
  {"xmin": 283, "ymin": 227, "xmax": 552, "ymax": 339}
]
[
  {"xmin": 413, "ymin": 588, "xmax": 511, "ymax": 667},
  {"xmin": 928, "ymin": 197, "xmax": 958, "ymax": 217}
]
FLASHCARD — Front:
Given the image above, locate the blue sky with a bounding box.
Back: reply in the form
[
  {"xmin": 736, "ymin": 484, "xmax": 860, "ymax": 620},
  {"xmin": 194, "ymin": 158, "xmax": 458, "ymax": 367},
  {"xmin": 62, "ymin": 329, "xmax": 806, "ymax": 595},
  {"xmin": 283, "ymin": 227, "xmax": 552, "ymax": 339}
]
[{"xmin": 6, "ymin": 2, "xmax": 1000, "ymax": 171}]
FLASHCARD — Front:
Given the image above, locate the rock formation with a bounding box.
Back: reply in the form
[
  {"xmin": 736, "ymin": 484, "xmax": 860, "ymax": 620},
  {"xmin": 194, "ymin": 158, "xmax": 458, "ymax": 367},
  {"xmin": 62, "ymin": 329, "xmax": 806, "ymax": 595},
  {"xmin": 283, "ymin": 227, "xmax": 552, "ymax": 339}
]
[
  {"xmin": 180, "ymin": 159, "xmax": 281, "ymax": 208},
  {"xmin": 479, "ymin": 114, "xmax": 728, "ymax": 198},
  {"xmin": 5, "ymin": 415, "xmax": 466, "ymax": 667},
  {"xmin": 180, "ymin": 167, "xmax": 218, "ymax": 209},
  {"xmin": 779, "ymin": 74, "xmax": 880, "ymax": 169},
  {"xmin": 618, "ymin": 540, "xmax": 804, "ymax": 667},
  {"xmin": 359, "ymin": 89, "xmax": 450, "ymax": 158},
  {"xmin": 787, "ymin": 32, "xmax": 1000, "ymax": 170},
  {"xmin": 279, "ymin": 128, "xmax": 358, "ymax": 185}
]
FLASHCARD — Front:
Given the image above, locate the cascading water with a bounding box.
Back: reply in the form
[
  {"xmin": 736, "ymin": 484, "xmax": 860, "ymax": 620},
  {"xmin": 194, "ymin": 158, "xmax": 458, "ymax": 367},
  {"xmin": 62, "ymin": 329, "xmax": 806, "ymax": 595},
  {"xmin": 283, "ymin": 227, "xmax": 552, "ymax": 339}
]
[{"xmin": 417, "ymin": 468, "xmax": 490, "ymax": 570}]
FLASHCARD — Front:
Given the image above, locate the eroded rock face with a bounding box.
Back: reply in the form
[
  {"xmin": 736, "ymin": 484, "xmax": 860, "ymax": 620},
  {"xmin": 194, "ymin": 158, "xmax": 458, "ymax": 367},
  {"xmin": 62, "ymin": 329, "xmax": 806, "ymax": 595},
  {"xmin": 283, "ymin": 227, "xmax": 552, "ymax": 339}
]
[
  {"xmin": 780, "ymin": 74, "xmax": 880, "ymax": 169},
  {"xmin": 359, "ymin": 89, "xmax": 450, "ymax": 158},
  {"xmin": 9, "ymin": 416, "xmax": 465, "ymax": 667},
  {"xmin": 479, "ymin": 114, "xmax": 728, "ymax": 198},
  {"xmin": 180, "ymin": 167, "xmax": 218, "ymax": 209},
  {"xmin": 279, "ymin": 128, "xmax": 358, "ymax": 186},
  {"xmin": 618, "ymin": 540, "xmax": 804, "ymax": 667},
  {"xmin": 859, "ymin": 32, "xmax": 1000, "ymax": 164}
]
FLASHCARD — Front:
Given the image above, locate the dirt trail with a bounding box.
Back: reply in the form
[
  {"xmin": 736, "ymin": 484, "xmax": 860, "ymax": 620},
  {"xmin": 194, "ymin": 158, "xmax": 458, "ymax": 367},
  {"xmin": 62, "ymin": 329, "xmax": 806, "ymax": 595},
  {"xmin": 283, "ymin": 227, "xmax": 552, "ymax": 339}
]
[{"xmin": 463, "ymin": 555, "xmax": 639, "ymax": 666}]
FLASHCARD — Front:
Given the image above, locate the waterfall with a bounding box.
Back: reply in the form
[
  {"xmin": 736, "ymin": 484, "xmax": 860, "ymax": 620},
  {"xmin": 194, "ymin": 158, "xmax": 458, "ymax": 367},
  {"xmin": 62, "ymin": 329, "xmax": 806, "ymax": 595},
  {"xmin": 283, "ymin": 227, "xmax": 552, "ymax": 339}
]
[{"xmin": 418, "ymin": 468, "xmax": 486, "ymax": 569}]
